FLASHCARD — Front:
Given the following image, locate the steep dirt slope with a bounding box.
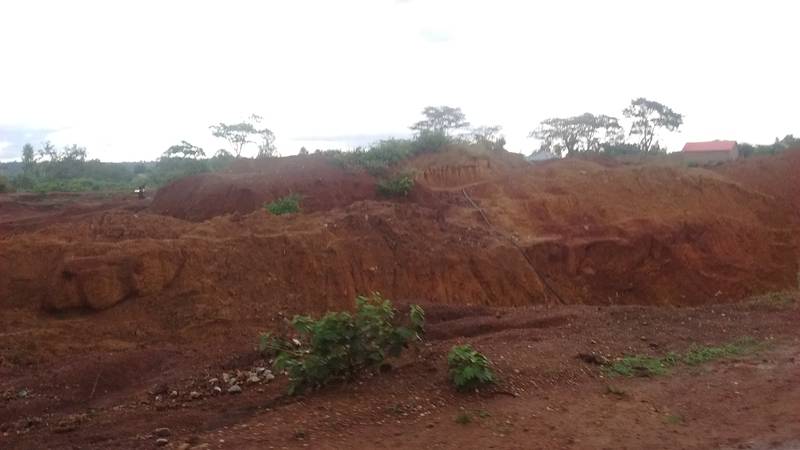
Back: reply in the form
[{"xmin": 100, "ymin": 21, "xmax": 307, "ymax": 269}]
[
  {"xmin": 408, "ymin": 148, "xmax": 798, "ymax": 305},
  {"xmin": 2, "ymin": 148, "xmax": 797, "ymax": 322},
  {"xmin": 714, "ymin": 147, "xmax": 800, "ymax": 214}
]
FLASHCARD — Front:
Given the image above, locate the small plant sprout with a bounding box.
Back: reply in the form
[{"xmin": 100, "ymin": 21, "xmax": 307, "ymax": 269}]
[
  {"xmin": 447, "ymin": 344, "xmax": 495, "ymax": 392},
  {"xmin": 377, "ymin": 174, "xmax": 415, "ymax": 197},
  {"xmin": 265, "ymin": 194, "xmax": 301, "ymax": 215}
]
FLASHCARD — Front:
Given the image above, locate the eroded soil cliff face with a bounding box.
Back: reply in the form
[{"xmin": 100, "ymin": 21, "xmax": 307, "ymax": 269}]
[{"xmin": 2, "ymin": 148, "xmax": 797, "ymax": 318}]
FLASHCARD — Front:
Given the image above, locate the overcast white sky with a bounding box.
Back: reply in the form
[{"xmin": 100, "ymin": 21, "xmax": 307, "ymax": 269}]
[{"xmin": 0, "ymin": 0, "xmax": 798, "ymax": 161}]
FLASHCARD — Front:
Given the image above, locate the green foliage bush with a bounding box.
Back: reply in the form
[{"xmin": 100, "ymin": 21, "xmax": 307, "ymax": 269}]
[
  {"xmin": 0, "ymin": 175, "xmax": 11, "ymax": 193},
  {"xmin": 11, "ymin": 173, "xmax": 34, "ymax": 190},
  {"xmin": 448, "ymin": 345, "xmax": 495, "ymax": 391},
  {"xmin": 259, "ymin": 294, "xmax": 425, "ymax": 395},
  {"xmin": 333, "ymin": 132, "xmax": 453, "ymax": 176},
  {"xmin": 148, "ymin": 157, "xmax": 210, "ymax": 186},
  {"xmin": 334, "ymin": 140, "xmax": 414, "ymax": 176},
  {"xmin": 28, "ymin": 177, "xmax": 133, "ymax": 193},
  {"xmin": 265, "ymin": 194, "xmax": 301, "ymax": 215},
  {"xmin": 377, "ymin": 174, "xmax": 414, "ymax": 197},
  {"xmin": 412, "ymin": 130, "xmax": 451, "ymax": 153}
]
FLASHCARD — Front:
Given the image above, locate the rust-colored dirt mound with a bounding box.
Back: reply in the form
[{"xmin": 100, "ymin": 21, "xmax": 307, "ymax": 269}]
[
  {"xmin": 714, "ymin": 147, "xmax": 800, "ymax": 215},
  {"xmin": 149, "ymin": 155, "xmax": 377, "ymax": 221},
  {"xmin": 0, "ymin": 192, "xmax": 147, "ymax": 237},
  {"xmin": 2, "ymin": 148, "xmax": 798, "ymax": 317}
]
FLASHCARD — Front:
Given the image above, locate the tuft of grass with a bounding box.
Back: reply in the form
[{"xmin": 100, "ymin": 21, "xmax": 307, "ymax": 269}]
[
  {"xmin": 455, "ymin": 412, "xmax": 472, "ymax": 425},
  {"xmin": 748, "ymin": 291, "xmax": 797, "ymax": 310},
  {"xmin": 606, "ymin": 337, "xmax": 763, "ymax": 378},
  {"xmin": 664, "ymin": 413, "xmax": 685, "ymax": 425},
  {"xmin": 682, "ymin": 337, "xmax": 761, "ymax": 366},
  {"xmin": 265, "ymin": 194, "xmax": 301, "ymax": 215},
  {"xmin": 605, "ymin": 353, "xmax": 677, "ymax": 377}
]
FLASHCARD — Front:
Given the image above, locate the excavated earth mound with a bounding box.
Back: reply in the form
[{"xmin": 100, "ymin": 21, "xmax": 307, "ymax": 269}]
[
  {"xmin": 149, "ymin": 155, "xmax": 377, "ymax": 221},
  {"xmin": 1, "ymin": 147, "xmax": 797, "ymax": 322},
  {"xmin": 714, "ymin": 147, "xmax": 800, "ymax": 215}
]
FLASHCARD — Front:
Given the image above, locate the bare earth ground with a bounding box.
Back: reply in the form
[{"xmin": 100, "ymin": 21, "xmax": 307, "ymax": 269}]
[
  {"xmin": 1, "ymin": 148, "xmax": 799, "ymax": 449},
  {"xmin": 2, "ymin": 298, "xmax": 799, "ymax": 449}
]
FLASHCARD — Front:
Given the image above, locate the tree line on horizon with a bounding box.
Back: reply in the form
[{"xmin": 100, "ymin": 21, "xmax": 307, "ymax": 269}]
[{"xmin": 1, "ymin": 100, "xmax": 798, "ymax": 194}]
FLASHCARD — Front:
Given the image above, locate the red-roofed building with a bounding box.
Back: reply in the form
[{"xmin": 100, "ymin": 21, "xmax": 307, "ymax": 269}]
[{"xmin": 681, "ymin": 140, "xmax": 738, "ymax": 164}]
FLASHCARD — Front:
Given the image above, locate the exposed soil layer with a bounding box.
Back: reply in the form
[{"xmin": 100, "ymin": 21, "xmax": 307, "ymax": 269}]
[
  {"xmin": 2, "ymin": 148, "xmax": 797, "ymax": 316},
  {"xmin": 714, "ymin": 148, "xmax": 800, "ymax": 215},
  {"xmin": 1, "ymin": 148, "xmax": 799, "ymax": 449},
  {"xmin": 2, "ymin": 296, "xmax": 799, "ymax": 449}
]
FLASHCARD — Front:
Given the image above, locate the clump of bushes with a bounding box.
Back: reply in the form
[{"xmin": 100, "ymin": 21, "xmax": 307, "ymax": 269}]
[
  {"xmin": 29, "ymin": 177, "xmax": 131, "ymax": 193},
  {"xmin": 265, "ymin": 194, "xmax": 301, "ymax": 215},
  {"xmin": 259, "ymin": 294, "xmax": 425, "ymax": 395},
  {"xmin": 448, "ymin": 345, "xmax": 495, "ymax": 391},
  {"xmin": 412, "ymin": 130, "xmax": 450, "ymax": 153},
  {"xmin": 333, "ymin": 131, "xmax": 452, "ymax": 176},
  {"xmin": 377, "ymin": 174, "xmax": 414, "ymax": 197},
  {"xmin": 0, "ymin": 175, "xmax": 11, "ymax": 193}
]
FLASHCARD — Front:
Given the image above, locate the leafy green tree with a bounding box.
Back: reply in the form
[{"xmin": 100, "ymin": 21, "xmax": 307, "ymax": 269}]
[
  {"xmin": 21, "ymin": 143, "xmax": 35, "ymax": 174},
  {"xmin": 214, "ymin": 149, "xmax": 233, "ymax": 159},
  {"xmin": 410, "ymin": 106, "xmax": 470, "ymax": 136},
  {"xmin": 36, "ymin": 143, "xmax": 87, "ymax": 179},
  {"xmin": 210, "ymin": 114, "xmax": 275, "ymax": 158},
  {"xmin": 470, "ymin": 125, "xmax": 506, "ymax": 151},
  {"xmin": 581, "ymin": 114, "xmax": 623, "ymax": 152},
  {"xmin": 623, "ymin": 98, "xmax": 683, "ymax": 153},
  {"xmin": 256, "ymin": 130, "xmax": 276, "ymax": 158},
  {"xmin": 163, "ymin": 140, "xmax": 206, "ymax": 159},
  {"xmin": 530, "ymin": 113, "xmax": 622, "ymax": 156},
  {"xmin": 36, "ymin": 141, "xmax": 58, "ymax": 162},
  {"xmin": 36, "ymin": 142, "xmax": 86, "ymax": 163},
  {"xmin": 60, "ymin": 144, "xmax": 88, "ymax": 162}
]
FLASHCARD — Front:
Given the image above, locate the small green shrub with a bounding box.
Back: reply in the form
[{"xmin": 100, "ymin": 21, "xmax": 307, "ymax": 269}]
[
  {"xmin": 265, "ymin": 194, "xmax": 301, "ymax": 215},
  {"xmin": 377, "ymin": 174, "xmax": 414, "ymax": 197},
  {"xmin": 259, "ymin": 294, "xmax": 425, "ymax": 395},
  {"xmin": 447, "ymin": 345, "xmax": 495, "ymax": 391},
  {"xmin": 332, "ymin": 133, "xmax": 453, "ymax": 176},
  {"xmin": 0, "ymin": 175, "xmax": 11, "ymax": 193}
]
